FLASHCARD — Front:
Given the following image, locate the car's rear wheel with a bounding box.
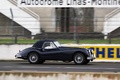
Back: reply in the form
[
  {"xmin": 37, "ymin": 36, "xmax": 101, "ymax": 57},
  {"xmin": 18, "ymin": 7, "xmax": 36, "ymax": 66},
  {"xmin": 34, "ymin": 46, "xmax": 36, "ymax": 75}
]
[
  {"xmin": 28, "ymin": 52, "xmax": 40, "ymax": 64},
  {"xmin": 73, "ymin": 53, "xmax": 86, "ymax": 65}
]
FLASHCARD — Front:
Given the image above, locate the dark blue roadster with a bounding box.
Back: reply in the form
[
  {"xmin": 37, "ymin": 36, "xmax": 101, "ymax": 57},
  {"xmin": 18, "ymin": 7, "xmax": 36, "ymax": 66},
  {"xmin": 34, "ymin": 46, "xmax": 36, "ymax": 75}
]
[{"xmin": 15, "ymin": 40, "xmax": 95, "ymax": 64}]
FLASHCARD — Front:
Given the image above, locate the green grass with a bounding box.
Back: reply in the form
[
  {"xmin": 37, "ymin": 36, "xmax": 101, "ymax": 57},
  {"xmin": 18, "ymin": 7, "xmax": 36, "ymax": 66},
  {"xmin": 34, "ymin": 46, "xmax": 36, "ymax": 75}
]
[
  {"xmin": 0, "ymin": 38, "xmax": 120, "ymax": 44},
  {"xmin": 78, "ymin": 39, "xmax": 109, "ymax": 44},
  {"xmin": 17, "ymin": 39, "xmax": 38, "ymax": 44},
  {"xmin": 58, "ymin": 39, "xmax": 109, "ymax": 44},
  {"xmin": 0, "ymin": 38, "xmax": 38, "ymax": 44}
]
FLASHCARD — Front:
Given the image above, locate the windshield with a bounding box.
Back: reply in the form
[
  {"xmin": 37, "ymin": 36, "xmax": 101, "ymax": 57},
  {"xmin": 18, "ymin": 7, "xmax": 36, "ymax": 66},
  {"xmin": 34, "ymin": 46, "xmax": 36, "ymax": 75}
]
[{"xmin": 54, "ymin": 41, "xmax": 61, "ymax": 47}]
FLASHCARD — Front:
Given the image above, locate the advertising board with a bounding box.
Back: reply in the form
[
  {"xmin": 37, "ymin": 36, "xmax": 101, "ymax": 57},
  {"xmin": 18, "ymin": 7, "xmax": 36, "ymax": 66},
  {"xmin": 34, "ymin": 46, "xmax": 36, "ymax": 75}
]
[{"xmin": 82, "ymin": 46, "xmax": 120, "ymax": 60}]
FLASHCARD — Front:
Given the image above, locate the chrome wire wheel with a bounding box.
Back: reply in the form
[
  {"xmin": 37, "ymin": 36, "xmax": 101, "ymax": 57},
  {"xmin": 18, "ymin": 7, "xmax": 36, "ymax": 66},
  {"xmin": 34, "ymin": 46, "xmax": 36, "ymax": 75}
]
[
  {"xmin": 28, "ymin": 53, "xmax": 39, "ymax": 64},
  {"xmin": 73, "ymin": 53, "xmax": 85, "ymax": 65}
]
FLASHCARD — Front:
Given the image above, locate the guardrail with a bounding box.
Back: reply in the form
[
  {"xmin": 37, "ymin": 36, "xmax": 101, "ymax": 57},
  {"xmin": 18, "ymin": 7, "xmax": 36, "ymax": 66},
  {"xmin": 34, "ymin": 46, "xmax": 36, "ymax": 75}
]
[
  {"xmin": 105, "ymin": 8, "xmax": 119, "ymax": 21},
  {"xmin": 8, "ymin": 0, "xmax": 40, "ymax": 20}
]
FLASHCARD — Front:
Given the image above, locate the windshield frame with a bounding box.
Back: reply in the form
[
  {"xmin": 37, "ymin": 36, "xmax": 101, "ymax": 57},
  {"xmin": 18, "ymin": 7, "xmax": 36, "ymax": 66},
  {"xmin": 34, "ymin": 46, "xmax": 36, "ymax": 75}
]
[{"xmin": 53, "ymin": 41, "xmax": 61, "ymax": 47}]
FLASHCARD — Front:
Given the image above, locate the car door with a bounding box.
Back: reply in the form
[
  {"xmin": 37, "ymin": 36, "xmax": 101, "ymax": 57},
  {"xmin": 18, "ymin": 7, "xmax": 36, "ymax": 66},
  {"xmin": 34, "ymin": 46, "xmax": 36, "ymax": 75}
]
[{"xmin": 40, "ymin": 42, "xmax": 63, "ymax": 60}]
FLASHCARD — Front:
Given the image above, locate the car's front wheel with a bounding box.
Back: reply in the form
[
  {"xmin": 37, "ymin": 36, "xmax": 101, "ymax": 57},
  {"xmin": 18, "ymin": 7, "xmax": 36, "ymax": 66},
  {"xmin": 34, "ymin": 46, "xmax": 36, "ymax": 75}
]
[
  {"xmin": 28, "ymin": 52, "xmax": 40, "ymax": 64},
  {"xmin": 73, "ymin": 53, "xmax": 86, "ymax": 65}
]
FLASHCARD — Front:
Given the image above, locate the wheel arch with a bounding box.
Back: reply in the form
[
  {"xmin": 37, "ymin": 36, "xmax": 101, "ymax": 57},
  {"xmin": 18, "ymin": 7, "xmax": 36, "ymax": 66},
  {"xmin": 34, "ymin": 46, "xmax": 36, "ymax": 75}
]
[
  {"xmin": 27, "ymin": 50, "xmax": 41, "ymax": 59},
  {"xmin": 72, "ymin": 51, "xmax": 87, "ymax": 60}
]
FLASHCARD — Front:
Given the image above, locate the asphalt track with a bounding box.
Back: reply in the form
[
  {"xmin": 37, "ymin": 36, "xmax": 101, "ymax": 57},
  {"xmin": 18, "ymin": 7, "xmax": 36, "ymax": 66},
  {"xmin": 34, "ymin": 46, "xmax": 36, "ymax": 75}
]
[{"xmin": 0, "ymin": 61, "xmax": 120, "ymax": 72}]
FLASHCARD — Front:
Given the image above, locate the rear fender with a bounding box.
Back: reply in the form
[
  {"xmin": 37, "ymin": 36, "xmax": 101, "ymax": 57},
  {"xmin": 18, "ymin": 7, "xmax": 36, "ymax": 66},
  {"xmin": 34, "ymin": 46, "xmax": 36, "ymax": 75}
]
[{"xmin": 27, "ymin": 50, "xmax": 41, "ymax": 58}]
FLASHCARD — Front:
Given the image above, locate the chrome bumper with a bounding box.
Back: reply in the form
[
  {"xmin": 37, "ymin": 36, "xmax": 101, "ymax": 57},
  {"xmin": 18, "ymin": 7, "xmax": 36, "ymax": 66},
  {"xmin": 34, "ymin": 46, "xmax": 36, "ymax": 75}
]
[
  {"xmin": 15, "ymin": 53, "xmax": 22, "ymax": 58},
  {"xmin": 87, "ymin": 49, "xmax": 96, "ymax": 60},
  {"xmin": 87, "ymin": 54, "xmax": 96, "ymax": 60}
]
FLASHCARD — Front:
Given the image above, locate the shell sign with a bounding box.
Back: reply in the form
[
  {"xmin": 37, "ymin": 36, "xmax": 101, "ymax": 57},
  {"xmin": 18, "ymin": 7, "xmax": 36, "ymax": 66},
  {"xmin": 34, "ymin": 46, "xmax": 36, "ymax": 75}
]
[{"xmin": 81, "ymin": 46, "xmax": 120, "ymax": 60}]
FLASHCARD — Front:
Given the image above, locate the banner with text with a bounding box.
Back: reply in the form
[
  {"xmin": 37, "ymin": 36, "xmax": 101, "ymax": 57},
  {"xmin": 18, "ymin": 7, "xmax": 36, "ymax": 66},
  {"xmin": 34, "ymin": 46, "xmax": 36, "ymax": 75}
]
[
  {"xmin": 82, "ymin": 46, "xmax": 120, "ymax": 60},
  {"xmin": 18, "ymin": 0, "xmax": 120, "ymax": 7}
]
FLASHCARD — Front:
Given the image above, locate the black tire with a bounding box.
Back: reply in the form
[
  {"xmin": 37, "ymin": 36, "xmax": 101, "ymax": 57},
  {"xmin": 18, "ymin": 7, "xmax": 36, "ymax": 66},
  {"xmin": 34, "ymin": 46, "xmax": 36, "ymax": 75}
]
[
  {"xmin": 73, "ymin": 53, "xmax": 86, "ymax": 65},
  {"xmin": 28, "ymin": 52, "xmax": 40, "ymax": 64}
]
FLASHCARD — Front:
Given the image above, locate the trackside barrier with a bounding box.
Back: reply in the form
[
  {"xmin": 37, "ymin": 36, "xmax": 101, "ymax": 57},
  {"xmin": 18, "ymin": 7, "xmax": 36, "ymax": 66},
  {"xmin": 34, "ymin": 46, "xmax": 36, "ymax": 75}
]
[
  {"xmin": 0, "ymin": 44, "xmax": 120, "ymax": 61},
  {"xmin": 0, "ymin": 71, "xmax": 120, "ymax": 80}
]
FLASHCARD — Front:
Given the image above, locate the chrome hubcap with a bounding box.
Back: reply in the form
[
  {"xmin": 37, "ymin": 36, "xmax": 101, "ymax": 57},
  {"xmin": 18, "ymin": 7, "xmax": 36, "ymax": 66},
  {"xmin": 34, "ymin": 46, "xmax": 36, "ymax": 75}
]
[
  {"xmin": 75, "ymin": 55, "xmax": 83, "ymax": 63},
  {"xmin": 29, "ymin": 54, "xmax": 38, "ymax": 63}
]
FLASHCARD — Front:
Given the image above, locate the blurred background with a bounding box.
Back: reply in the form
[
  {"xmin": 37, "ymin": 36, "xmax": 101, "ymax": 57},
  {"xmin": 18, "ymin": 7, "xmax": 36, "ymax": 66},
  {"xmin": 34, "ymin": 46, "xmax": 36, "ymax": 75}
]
[{"xmin": 0, "ymin": 0, "xmax": 120, "ymax": 44}]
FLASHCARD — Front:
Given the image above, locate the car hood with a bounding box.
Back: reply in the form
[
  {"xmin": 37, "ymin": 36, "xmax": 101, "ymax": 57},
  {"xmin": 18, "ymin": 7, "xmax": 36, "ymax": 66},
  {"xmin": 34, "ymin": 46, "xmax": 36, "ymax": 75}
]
[{"xmin": 59, "ymin": 46, "xmax": 87, "ymax": 50}]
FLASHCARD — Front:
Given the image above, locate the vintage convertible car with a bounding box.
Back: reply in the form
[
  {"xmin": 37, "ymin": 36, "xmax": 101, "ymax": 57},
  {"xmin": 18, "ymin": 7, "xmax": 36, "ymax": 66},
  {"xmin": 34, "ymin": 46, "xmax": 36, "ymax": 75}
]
[{"xmin": 15, "ymin": 40, "xmax": 95, "ymax": 64}]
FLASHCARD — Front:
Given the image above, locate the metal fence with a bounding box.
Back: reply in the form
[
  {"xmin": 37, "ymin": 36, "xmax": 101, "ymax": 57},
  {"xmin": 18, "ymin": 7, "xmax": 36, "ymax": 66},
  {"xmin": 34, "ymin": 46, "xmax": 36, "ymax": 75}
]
[{"xmin": 0, "ymin": 33, "xmax": 120, "ymax": 44}]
